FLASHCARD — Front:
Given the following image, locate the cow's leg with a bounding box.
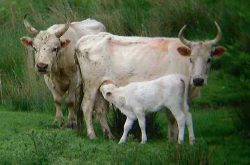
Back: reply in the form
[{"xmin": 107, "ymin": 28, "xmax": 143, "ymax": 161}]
[
  {"xmin": 81, "ymin": 87, "xmax": 97, "ymax": 139},
  {"xmin": 119, "ymin": 117, "xmax": 135, "ymax": 144},
  {"xmin": 44, "ymin": 76, "xmax": 64, "ymax": 126},
  {"xmin": 65, "ymin": 75, "xmax": 82, "ymax": 129},
  {"xmin": 53, "ymin": 95, "xmax": 64, "ymax": 126},
  {"xmin": 65, "ymin": 91, "xmax": 77, "ymax": 129},
  {"xmin": 183, "ymin": 102, "xmax": 195, "ymax": 145},
  {"xmin": 167, "ymin": 110, "xmax": 179, "ymax": 142},
  {"xmin": 95, "ymin": 92, "xmax": 114, "ymax": 140}
]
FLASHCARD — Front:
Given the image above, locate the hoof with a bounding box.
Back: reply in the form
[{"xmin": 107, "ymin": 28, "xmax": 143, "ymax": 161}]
[
  {"xmin": 53, "ymin": 118, "xmax": 64, "ymax": 127},
  {"xmin": 103, "ymin": 129, "xmax": 115, "ymax": 140},
  {"xmin": 108, "ymin": 134, "xmax": 115, "ymax": 140},
  {"xmin": 88, "ymin": 132, "xmax": 97, "ymax": 140},
  {"xmin": 189, "ymin": 139, "xmax": 195, "ymax": 145},
  {"xmin": 67, "ymin": 121, "xmax": 78, "ymax": 129},
  {"xmin": 118, "ymin": 140, "xmax": 125, "ymax": 144},
  {"xmin": 178, "ymin": 140, "xmax": 184, "ymax": 144}
]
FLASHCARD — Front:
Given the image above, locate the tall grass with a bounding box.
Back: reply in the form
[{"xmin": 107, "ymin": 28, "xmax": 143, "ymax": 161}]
[{"xmin": 0, "ymin": 0, "xmax": 248, "ymax": 110}]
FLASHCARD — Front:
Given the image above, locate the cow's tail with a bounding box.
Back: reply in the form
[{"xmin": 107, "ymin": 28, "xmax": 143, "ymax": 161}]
[
  {"xmin": 76, "ymin": 82, "xmax": 84, "ymax": 134},
  {"xmin": 74, "ymin": 49, "xmax": 84, "ymax": 134}
]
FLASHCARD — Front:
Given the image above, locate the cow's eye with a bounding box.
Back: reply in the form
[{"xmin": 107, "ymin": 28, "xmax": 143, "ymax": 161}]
[
  {"xmin": 189, "ymin": 58, "xmax": 192, "ymax": 63},
  {"xmin": 52, "ymin": 47, "xmax": 58, "ymax": 52},
  {"xmin": 207, "ymin": 58, "xmax": 211, "ymax": 63},
  {"xmin": 33, "ymin": 47, "xmax": 37, "ymax": 52}
]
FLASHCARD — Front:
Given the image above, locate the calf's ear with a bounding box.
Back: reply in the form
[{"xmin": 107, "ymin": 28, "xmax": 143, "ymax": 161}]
[
  {"xmin": 177, "ymin": 46, "xmax": 191, "ymax": 56},
  {"xmin": 212, "ymin": 46, "xmax": 226, "ymax": 57},
  {"xmin": 61, "ymin": 39, "xmax": 71, "ymax": 48},
  {"xmin": 20, "ymin": 37, "xmax": 33, "ymax": 47}
]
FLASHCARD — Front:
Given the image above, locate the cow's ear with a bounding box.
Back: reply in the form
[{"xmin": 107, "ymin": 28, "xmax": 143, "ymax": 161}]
[
  {"xmin": 61, "ymin": 39, "xmax": 71, "ymax": 48},
  {"xmin": 212, "ymin": 46, "xmax": 226, "ymax": 57},
  {"xmin": 177, "ymin": 46, "xmax": 191, "ymax": 56},
  {"xmin": 20, "ymin": 37, "xmax": 33, "ymax": 47},
  {"xmin": 106, "ymin": 91, "xmax": 112, "ymax": 97}
]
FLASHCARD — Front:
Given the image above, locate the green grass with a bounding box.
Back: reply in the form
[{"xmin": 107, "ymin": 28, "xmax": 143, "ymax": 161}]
[{"xmin": 0, "ymin": 106, "xmax": 249, "ymax": 164}]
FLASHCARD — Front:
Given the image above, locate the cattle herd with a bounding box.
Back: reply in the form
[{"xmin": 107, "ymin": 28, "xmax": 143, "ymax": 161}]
[{"xmin": 20, "ymin": 17, "xmax": 225, "ymax": 144}]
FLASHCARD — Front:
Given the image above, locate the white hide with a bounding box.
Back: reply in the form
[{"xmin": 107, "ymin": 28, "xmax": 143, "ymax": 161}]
[{"xmin": 100, "ymin": 74, "xmax": 195, "ymax": 144}]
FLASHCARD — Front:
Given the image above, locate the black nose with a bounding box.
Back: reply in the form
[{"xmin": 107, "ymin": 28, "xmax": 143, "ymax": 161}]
[
  {"xmin": 193, "ymin": 78, "xmax": 204, "ymax": 86},
  {"xmin": 37, "ymin": 63, "xmax": 48, "ymax": 71}
]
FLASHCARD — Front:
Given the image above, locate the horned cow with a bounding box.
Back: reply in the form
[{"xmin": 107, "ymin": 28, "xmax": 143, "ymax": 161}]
[
  {"xmin": 20, "ymin": 18, "xmax": 113, "ymax": 139},
  {"xmin": 75, "ymin": 22, "xmax": 225, "ymax": 140}
]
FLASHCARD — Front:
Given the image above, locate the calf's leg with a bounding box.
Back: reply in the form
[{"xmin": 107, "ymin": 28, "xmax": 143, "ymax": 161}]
[
  {"xmin": 184, "ymin": 102, "xmax": 195, "ymax": 144},
  {"xmin": 169, "ymin": 105, "xmax": 185, "ymax": 144},
  {"xmin": 119, "ymin": 117, "xmax": 135, "ymax": 144},
  {"xmin": 136, "ymin": 113, "xmax": 147, "ymax": 144}
]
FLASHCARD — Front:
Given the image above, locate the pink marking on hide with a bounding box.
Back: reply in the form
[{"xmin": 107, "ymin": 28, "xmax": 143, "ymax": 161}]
[
  {"xmin": 147, "ymin": 39, "xmax": 169, "ymax": 52},
  {"xmin": 109, "ymin": 38, "xmax": 146, "ymax": 46}
]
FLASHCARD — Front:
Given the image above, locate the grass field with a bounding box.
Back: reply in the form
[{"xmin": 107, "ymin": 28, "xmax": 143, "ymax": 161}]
[{"xmin": 0, "ymin": 105, "xmax": 249, "ymax": 165}]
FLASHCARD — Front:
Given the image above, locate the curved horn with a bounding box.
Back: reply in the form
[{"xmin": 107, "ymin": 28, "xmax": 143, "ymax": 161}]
[
  {"xmin": 178, "ymin": 25, "xmax": 192, "ymax": 48},
  {"xmin": 55, "ymin": 21, "xmax": 70, "ymax": 38},
  {"xmin": 23, "ymin": 14, "xmax": 39, "ymax": 35},
  {"xmin": 209, "ymin": 21, "xmax": 222, "ymax": 45}
]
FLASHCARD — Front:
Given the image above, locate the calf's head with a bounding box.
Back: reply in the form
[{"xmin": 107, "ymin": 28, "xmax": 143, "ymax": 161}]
[
  {"xmin": 177, "ymin": 22, "xmax": 226, "ymax": 86},
  {"xmin": 20, "ymin": 17, "xmax": 70, "ymax": 74},
  {"xmin": 100, "ymin": 80, "xmax": 116, "ymax": 102}
]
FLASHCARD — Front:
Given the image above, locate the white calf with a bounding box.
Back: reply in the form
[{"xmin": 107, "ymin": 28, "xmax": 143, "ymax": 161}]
[{"xmin": 100, "ymin": 74, "xmax": 195, "ymax": 144}]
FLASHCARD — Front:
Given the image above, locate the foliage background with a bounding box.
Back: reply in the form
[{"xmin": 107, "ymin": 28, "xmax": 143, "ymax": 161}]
[{"xmin": 0, "ymin": 0, "xmax": 249, "ymax": 111}]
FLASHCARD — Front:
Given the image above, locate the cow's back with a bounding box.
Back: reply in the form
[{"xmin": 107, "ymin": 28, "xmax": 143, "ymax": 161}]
[
  {"xmin": 76, "ymin": 33, "xmax": 191, "ymax": 86},
  {"xmin": 47, "ymin": 19, "xmax": 105, "ymax": 42},
  {"xmin": 70, "ymin": 19, "xmax": 106, "ymax": 37}
]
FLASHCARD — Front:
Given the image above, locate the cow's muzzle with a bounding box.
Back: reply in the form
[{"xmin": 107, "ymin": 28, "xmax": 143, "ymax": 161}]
[
  {"xmin": 193, "ymin": 78, "xmax": 204, "ymax": 86},
  {"xmin": 37, "ymin": 63, "xmax": 48, "ymax": 73}
]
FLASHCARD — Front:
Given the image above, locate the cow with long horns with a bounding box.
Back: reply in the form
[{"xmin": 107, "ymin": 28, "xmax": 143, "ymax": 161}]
[
  {"xmin": 75, "ymin": 22, "xmax": 226, "ymax": 140},
  {"xmin": 20, "ymin": 17, "xmax": 114, "ymax": 139}
]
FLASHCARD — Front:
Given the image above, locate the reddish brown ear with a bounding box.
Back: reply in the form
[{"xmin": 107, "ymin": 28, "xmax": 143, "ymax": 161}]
[
  {"xmin": 61, "ymin": 39, "xmax": 71, "ymax": 48},
  {"xmin": 212, "ymin": 46, "xmax": 226, "ymax": 57},
  {"xmin": 177, "ymin": 46, "xmax": 191, "ymax": 56},
  {"xmin": 107, "ymin": 92, "xmax": 112, "ymax": 96},
  {"xmin": 20, "ymin": 37, "xmax": 33, "ymax": 47}
]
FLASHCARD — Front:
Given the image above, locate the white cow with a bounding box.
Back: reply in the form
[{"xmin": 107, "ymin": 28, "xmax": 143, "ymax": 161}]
[
  {"xmin": 20, "ymin": 17, "xmax": 113, "ymax": 138},
  {"xmin": 100, "ymin": 74, "xmax": 195, "ymax": 144},
  {"xmin": 75, "ymin": 22, "xmax": 225, "ymax": 140}
]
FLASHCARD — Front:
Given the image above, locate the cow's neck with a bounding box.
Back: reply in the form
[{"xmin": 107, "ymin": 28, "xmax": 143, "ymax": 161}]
[{"xmin": 50, "ymin": 52, "xmax": 69, "ymax": 79}]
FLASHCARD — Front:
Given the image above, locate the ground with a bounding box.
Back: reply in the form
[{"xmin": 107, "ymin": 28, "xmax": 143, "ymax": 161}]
[{"xmin": 0, "ymin": 106, "xmax": 249, "ymax": 165}]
